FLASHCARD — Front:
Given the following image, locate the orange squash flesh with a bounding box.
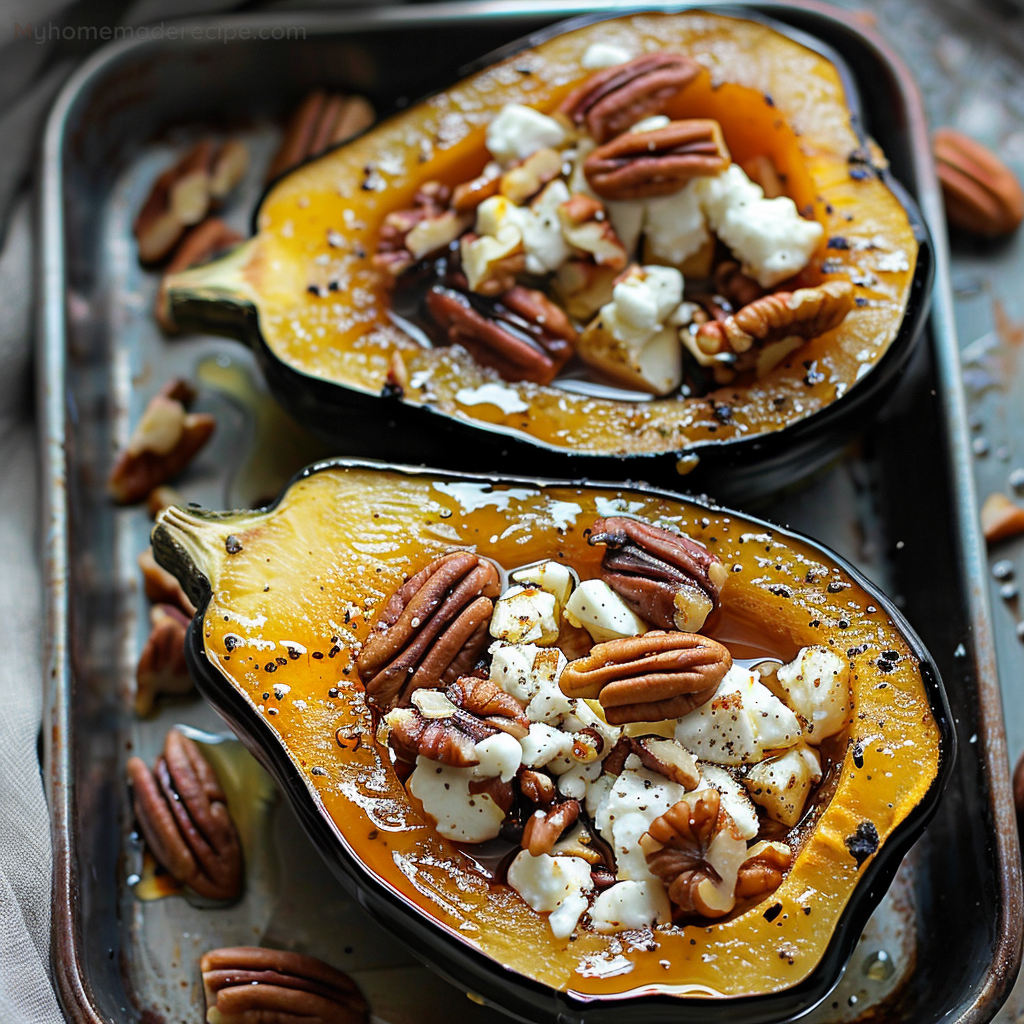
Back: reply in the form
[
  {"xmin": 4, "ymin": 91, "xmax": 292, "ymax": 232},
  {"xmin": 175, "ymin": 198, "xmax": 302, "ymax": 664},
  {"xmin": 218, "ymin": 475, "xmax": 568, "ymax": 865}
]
[
  {"xmin": 167, "ymin": 11, "xmax": 919, "ymax": 461},
  {"xmin": 153, "ymin": 466, "xmax": 941, "ymax": 1000}
]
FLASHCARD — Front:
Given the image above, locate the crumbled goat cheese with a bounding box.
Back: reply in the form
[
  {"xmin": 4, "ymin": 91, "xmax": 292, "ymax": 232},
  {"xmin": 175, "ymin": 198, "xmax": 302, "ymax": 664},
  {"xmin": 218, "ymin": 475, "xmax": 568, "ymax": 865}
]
[
  {"xmin": 490, "ymin": 585, "xmax": 560, "ymax": 645},
  {"xmin": 563, "ymin": 579, "xmax": 650, "ymax": 643},
  {"xmin": 507, "ymin": 851, "xmax": 594, "ymax": 939},
  {"xmin": 489, "ymin": 642, "xmax": 572, "ymax": 723},
  {"xmin": 581, "ymin": 41, "xmax": 635, "ymax": 69},
  {"xmin": 773, "ymin": 646, "xmax": 850, "ymax": 743},
  {"xmin": 744, "ymin": 742, "xmax": 822, "ymax": 827},
  {"xmin": 675, "ymin": 664, "xmax": 802, "ymax": 765},
  {"xmin": 696, "ymin": 164, "xmax": 824, "ymax": 287},
  {"xmin": 486, "ymin": 103, "xmax": 567, "ymax": 165},
  {"xmin": 589, "ymin": 880, "xmax": 672, "ymax": 933},
  {"xmin": 600, "ymin": 264, "xmax": 684, "ymax": 346},
  {"xmin": 698, "ymin": 763, "xmax": 759, "ymax": 840}
]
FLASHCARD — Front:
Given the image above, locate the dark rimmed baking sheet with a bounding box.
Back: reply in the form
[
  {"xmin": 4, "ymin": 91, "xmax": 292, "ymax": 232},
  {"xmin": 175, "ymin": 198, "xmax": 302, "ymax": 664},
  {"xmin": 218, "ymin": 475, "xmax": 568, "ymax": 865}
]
[{"xmin": 38, "ymin": 3, "xmax": 1021, "ymax": 1022}]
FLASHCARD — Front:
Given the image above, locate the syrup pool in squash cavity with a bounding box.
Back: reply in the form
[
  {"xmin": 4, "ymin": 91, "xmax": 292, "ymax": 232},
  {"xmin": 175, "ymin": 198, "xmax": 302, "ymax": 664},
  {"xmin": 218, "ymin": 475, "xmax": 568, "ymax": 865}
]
[
  {"xmin": 153, "ymin": 466, "xmax": 941, "ymax": 1000},
  {"xmin": 168, "ymin": 11, "xmax": 919, "ymax": 461}
]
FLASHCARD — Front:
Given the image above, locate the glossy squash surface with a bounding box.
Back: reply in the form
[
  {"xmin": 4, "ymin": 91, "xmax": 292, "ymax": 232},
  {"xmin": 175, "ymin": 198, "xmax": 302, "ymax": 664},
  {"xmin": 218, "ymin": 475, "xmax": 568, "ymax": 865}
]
[
  {"xmin": 152, "ymin": 462, "xmax": 948, "ymax": 1008},
  {"xmin": 166, "ymin": 12, "xmax": 925, "ymax": 477}
]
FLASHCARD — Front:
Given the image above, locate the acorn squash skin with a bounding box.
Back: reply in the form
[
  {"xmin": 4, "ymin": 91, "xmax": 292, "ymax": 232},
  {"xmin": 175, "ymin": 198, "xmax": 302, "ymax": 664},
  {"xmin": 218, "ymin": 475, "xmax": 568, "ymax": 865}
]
[
  {"xmin": 151, "ymin": 460, "xmax": 953, "ymax": 1024},
  {"xmin": 165, "ymin": 10, "xmax": 933, "ymax": 502}
]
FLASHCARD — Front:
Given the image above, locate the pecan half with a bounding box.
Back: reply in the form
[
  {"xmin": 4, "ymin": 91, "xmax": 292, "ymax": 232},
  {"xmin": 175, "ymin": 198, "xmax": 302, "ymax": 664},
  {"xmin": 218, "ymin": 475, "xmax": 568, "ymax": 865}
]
[
  {"xmin": 696, "ymin": 281, "xmax": 855, "ymax": 356},
  {"xmin": 559, "ymin": 631, "xmax": 731, "ymax": 724},
  {"xmin": 385, "ymin": 705, "xmax": 496, "ymax": 767},
  {"xmin": 134, "ymin": 140, "xmax": 248, "ymax": 264},
  {"xmin": 156, "ymin": 218, "xmax": 243, "ymax": 332},
  {"xmin": 640, "ymin": 789, "xmax": 747, "ymax": 918},
  {"xmin": 558, "ymin": 53, "xmax": 701, "ymax": 144},
  {"xmin": 521, "ymin": 799, "xmax": 581, "ymax": 856},
  {"xmin": 139, "ymin": 546, "xmax": 196, "ymax": 616},
  {"xmin": 933, "ymin": 127, "xmax": 1024, "ymax": 237},
  {"xmin": 266, "ymin": 90, "xmax": 376, "ymax": 182},
  {"xmin": 108, "ymin": 380, "xmax": 215, "ymax": 505},
  {"xmin": 201, "ymin": 946, "xmax": 368, "ymax": 1024},
  {"xmin": 135, "ymin": 604, "xmax": 193, "ymax": 717},
  {"xmin": 127, "ymin": 729, "xmax": 243, "ymax": 901},
  {"xmin": 589, "ymin": 516, "xmax": 728, "ymax": 632},
  {"xmin": 426, "ymin": 283, "xmax": 576, "ymax": 385},
  {"xmin": 447, "ymin": 676, "xmax": 530, "ymax": 737},
  {"xmin": 357, "ymin": 552, "xmax": 500, "ymax": 711},
  {"xmin": 735, "ymin": 840, "xmax": 792, "ymax": 901},
  {"xmin": 584, "ymin": 119, "xmax": 730, "ymax": 200}
]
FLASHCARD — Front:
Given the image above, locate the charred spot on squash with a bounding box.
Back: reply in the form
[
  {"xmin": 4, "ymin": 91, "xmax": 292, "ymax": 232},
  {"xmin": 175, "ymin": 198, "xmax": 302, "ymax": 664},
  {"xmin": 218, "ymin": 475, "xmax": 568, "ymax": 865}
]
[{"xmin": 845, "ymin": 821, "xmax": 880, "ymax": 866}]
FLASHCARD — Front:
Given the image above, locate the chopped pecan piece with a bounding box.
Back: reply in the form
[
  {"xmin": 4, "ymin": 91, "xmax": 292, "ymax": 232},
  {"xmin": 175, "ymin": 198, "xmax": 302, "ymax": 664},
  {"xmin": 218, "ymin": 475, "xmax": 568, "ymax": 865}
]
[
  {"xmin": 933, "ymin": 127, "xmax": 1024, "ymax": 237},
  {"xmin": 373, "ymin": 182, "xmax": 466, "ymax": 277},
  {"xmin": 156, "ymin": 218, "xmax": 243, "ymax": 331},
  {"xmin": 558, "ymin": 195, "xmax": 628, "ymax": 269},
  {"xmin": 425, "ymin": 283, "xmax": 576, "ymax": 385},
  {"xmin": 357, "ymin": 551, "xmax": 500, "ymax": 711},
  {"xmin": 128, "ymin": 729, "xmax": 243, "ymax": 901},
  {"xmin": 558, "ymin": 53, "xmax": 701, "ymax": 144},
  {"xmin": 452, "ymin": 166, "xmax": 502, "ymax": 212},
  {"xmin": 500, "ymin": 147, "xmax": 564, "ymax": 205},
  {"xmin": 521, "ymin": 799, "xmax": 581, "ymax": 856},
  {"xmin": 384, "ymin": 705, "xmax": 496, "ymax": 767},
  {"xmin": 266, "ymin": 90, "xmax": 376, "ymax": 182},
  {"xmin": 519, "ymin": 767, "xmax": 556, "ymax": 806},
  {"xmin": 447, "ymin": 676, "xmax": 530, "ymax": 737},
  {"xmin": 981, "ymin": 492, "xmax": 1024, "ymax": 543},
  {"xmin": 584, "ymin": 119, "xmax": 730, "ymax": 200},
  {"xmin": 712, "ymin": 260, "xmax": 764, "ymax": 310},
  {"xmin": 735, "ymin": 840, "xmax": 792, "ymax": 901},
  {"xmin": 589, "ymin": 516, "xmax": 729, "ymax": 632},
  {"xmin": 696, "ymin": 281, "xmax": 855, "ymax": 356},
  {"xmin": 201, "ymin": 946, "xmax": 368, "ymax": 1024},
  {"xmin": 639, "ymin": 789, "xmax": 747, "ymax": 918},
  {"xmin": 134, "ymin": 140, "xmax": 248, "ymax": 264},
  {"xmin": 135, "ymin": 604, "xmax": 193, "ymax": 717},
  {"xmin": 139, "ymin": 546, "xmax": 195, "ymax": 616},
  {"xmin": 631, "ymin": 736, "xmax": 700, "ymax": 787},
  {"xmin": 559, "ymin": 631, "xmax": 731, "ymax": 724},
  {"xmin": 108, "ymin": 380, "xmax": 215, "ymax": 505}
]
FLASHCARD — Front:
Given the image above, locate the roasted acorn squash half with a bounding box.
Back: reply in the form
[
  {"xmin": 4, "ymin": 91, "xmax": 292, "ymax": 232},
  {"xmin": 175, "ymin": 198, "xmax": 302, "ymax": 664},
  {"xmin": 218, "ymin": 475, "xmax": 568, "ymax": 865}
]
[
  {"xmin": 151, "ymin": 460, "xmax": 952, "ymax": 1024},
  {"xmin": 164, "ymin": 11, "xmax": 932, "ymax": 500}
]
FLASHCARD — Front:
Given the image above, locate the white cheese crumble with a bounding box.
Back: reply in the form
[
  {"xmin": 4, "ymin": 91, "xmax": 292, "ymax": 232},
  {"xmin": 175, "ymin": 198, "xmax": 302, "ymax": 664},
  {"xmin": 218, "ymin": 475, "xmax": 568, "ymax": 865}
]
[
  {"xmin": 509, "ymin": 560, "xmax": 577, "ymax": 616},
  {"xmin": 506, "ymin": 852, "xmax": 594, "ymax": 939},
  {"xmin": 696, "ymin": 164, "xmax": 824, "ymax": 287},
  {"xmin": 699, "ymin": 763, "xmax": 759, "ymax": 841},
  {"xmin": 675, "ymin": 664, "xmax": 802, "ymax": 765},
  {"xmin": 474, "ymin": 182, "xmax": 571, "ymax": 278},
  {"xmin": 489, "ymin": 642, "xmax": 572, "ymax": 723},
  {"xmin": 581, "ymin": 41, "xmax": 634, "ymax": 69},
  {"xmin": 643, "ymin": 182, "xmax": 710, "ymax": 265},
  {"xmin": 521, "ymin": 722, "xmax": 575, "ymax": 767},
  {"xmin": 486, "ymin": 103, "xmax": 567, "ymax": 166},
  {"xmin": 589, "ymin": 880, "xmax": 672, "ymax": 933},
  {"xmin": 773, "ymin": 646, "xmax": 850, "ymax": 743},
  {"xmin": 490, "ymin": 585, "xmax": 560, "ymax": 645},
  {"xmin": 744, "ymin": 742, "xmax": 822, "ymax": 826},
  {"xmin": 600, "ymin": 264, "xmax": 684, "ymax": 346},
  {"xmin": 593, "ymin": 756, "xmax": 688, "ymax": 882},
  {"xmin": 563, "ymin": 579, "xmax": 649, "ymax": 642},
  {"xmin": 408, "ymin": 756, "xmax": 508, "ymax": 843}
]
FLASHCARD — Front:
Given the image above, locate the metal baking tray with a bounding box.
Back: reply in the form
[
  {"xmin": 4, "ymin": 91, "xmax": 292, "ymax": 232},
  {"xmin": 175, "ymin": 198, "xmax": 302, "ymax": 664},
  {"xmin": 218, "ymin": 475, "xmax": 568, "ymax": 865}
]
[{"xmin": 38, "ymin": 2, "xmax": 1022, "ymax": 1022}]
